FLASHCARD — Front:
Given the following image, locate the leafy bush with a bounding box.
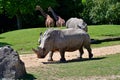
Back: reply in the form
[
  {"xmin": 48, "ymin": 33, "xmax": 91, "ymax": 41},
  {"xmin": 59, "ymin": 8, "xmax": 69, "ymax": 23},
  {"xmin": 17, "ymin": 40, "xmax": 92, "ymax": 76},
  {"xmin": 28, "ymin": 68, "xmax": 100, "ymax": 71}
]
[
  {"xmin": 82, "ymin": 0, "xmax": 120, "ymax": 24},
  {"xmin": 105, "ymin": 2, "xmax": 120, "ymax": 24}
]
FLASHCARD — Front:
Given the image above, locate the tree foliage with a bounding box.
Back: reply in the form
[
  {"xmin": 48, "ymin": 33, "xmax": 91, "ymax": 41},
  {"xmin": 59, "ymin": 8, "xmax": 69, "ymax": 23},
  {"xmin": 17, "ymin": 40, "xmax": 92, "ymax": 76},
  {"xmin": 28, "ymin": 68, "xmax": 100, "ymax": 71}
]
[
  {"xmin": 82, "ymin": 0, "xmax": 120, "ymax": 24},
  {"xmin": 105, "ymin": 2, "xmax": 120, "ymax": 24},
  {"xmin": 0, "ymin": 0, "xmax": 57, "ymax": 16},
  {"xmin": 0, "ymin": 0, "xmax": 57, "ymax": 30},
  {"xmin": 0, "ymin": 0, "xmax": 120, "ymax": 33},
  {"xmin": 56, "ymin": 0, "xmax": 83, "ymax": 20}
]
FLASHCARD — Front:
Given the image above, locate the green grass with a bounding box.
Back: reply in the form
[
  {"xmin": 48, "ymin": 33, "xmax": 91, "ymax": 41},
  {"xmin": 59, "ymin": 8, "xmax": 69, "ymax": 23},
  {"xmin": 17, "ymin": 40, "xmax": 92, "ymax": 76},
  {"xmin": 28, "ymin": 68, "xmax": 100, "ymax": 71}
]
[
  {"xmin": 88, "ymin": 25, "xmax": 120, "ymax": 47},
  {"xmin": 0, "ymin": 25, "xmax": 120, "ymax": 80},
  {"xmin": 0, "ymin": 25, "xmax": 120, "ymax": 54},
  {"xmin": 0, "ymin": 28, "xmax": 47, "ymax": 54},
  {"xmin": 26, "ymin": 53, "xmax": 120, "ymax": 80},
  {"xmin": 88, "ymin": 25, "xmax": 120, "ymax": 39}
]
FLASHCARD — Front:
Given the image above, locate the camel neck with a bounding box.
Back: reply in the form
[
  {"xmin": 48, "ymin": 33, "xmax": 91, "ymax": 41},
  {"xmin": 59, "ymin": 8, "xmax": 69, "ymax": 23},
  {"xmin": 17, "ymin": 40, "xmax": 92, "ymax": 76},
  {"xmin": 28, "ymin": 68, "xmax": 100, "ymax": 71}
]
[{"xmin": 48, "ymin": 7, "xmax": 58, "ymax": 21}]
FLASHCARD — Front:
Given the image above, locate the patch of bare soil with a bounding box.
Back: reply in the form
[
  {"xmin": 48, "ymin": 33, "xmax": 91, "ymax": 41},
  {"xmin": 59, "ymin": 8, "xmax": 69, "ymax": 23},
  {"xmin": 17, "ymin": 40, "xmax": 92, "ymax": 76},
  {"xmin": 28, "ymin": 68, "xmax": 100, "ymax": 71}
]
[{"xmin": 20, "ymin": 45, "xmax": 120, "ymax": 68}]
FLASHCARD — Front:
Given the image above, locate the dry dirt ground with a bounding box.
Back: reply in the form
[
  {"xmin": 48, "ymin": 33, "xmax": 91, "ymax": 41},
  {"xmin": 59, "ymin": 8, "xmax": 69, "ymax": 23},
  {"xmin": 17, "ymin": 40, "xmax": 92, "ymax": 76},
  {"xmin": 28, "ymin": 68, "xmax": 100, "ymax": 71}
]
[{"xmin": 20, "ymin": 45, "xmax": 120, "ymax": 68}]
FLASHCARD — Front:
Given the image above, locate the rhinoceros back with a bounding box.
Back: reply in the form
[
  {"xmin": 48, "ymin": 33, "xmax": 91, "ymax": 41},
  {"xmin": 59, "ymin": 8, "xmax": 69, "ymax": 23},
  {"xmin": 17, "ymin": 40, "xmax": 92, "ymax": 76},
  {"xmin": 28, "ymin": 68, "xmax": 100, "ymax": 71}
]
[
  {"xmin": 61, "ymin": 29, "xmax": 90, "ymax": 49},
  {"xmin": 66, "ymin": 18, "xmax": 88, "ymax": 32},
  {"xmin": 49, "ymin": 28, "xmax": 91, "ymax": 51}
]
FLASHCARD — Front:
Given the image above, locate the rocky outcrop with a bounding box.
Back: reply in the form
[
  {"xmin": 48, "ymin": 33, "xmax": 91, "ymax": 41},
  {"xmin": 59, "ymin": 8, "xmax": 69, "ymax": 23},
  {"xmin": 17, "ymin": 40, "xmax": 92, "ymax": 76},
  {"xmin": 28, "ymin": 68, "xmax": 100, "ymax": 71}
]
[{"xmin": 0, "ymin": 46, "xmax": 26, "ymax": 79}]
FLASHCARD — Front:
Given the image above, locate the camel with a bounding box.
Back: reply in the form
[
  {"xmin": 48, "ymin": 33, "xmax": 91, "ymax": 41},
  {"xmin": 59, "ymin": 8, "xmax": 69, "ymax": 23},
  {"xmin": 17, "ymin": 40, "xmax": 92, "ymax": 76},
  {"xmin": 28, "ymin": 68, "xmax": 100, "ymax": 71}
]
[
  {"xmin": 35, "ymin": 5, "xmax": 54, "ymax": 27},
  {"xmin": 56, "ymin": 16, "xmax": 65, "ymax": 27},
  {"xmin": 48, "ymin": 7, "xmax": 65, "ymax": 27},
  {"xmin": 45, "ymin": 14, "xmax": 54, "ymax": 27}
]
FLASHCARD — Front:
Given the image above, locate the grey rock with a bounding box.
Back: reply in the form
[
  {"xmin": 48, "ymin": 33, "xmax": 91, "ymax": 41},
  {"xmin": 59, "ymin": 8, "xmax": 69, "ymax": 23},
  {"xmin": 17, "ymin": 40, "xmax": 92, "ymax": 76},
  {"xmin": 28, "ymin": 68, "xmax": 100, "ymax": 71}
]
[{"xmin": 0, "ymin": 46, "xmax": 26, "ymax": 79}]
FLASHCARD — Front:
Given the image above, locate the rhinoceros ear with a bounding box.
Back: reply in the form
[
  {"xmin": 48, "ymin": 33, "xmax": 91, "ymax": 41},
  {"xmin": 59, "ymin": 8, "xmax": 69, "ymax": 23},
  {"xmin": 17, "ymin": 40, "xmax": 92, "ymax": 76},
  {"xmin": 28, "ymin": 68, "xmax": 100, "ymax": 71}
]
[{"xmin": 40, "ymin": 32, "xmax": 42, "ymax": 36}]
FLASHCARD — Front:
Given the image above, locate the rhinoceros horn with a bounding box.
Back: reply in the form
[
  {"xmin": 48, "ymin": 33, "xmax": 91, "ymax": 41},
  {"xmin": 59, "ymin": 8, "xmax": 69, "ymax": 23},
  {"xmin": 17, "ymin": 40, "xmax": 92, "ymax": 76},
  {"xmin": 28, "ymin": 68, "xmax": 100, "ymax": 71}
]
[
  {"xmin": 32, "ymin": 48, "xmax": 46, "ymax": 58},
  {"xmin": 32, "ymin": 48, "xmax": 41, "ymax": 58},
  {"xmin": 32, "ymin": 48, "xmax": 38, "ymax": 53}
]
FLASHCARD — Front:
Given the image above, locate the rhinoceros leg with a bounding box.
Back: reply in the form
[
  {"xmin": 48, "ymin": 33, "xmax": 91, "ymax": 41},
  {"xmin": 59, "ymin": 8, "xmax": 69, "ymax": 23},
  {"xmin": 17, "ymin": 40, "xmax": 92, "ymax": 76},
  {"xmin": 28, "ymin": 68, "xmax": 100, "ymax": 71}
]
[
  {"xmin": 48, "ymin": 51, "xmax": 54, "ymax": 61},
  {"xmin": 79, "ymin": 47, "xmax": 84, "ymax": 59},
  {"xmin": 60, "ymin": 50, "xmax": 66, "ymax": 62},
  {"xmin": 85, "ymin": 45, "xmax": 93, "ymax": 59}
]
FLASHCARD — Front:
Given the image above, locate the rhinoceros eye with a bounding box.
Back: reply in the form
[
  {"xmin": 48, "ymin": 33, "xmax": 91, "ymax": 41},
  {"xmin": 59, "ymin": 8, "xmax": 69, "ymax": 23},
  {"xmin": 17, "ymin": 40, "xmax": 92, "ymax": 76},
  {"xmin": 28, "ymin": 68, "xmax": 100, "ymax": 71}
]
[{"xmin": 45, "ymin": 35, "xmax": 51, "ymax": 41}]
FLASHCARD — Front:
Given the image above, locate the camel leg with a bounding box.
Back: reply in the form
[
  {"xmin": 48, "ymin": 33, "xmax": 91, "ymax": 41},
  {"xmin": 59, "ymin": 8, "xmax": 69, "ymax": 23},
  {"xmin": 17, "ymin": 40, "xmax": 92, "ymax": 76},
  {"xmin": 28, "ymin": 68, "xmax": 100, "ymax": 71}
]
[{"xmin": 45, "ymin": 21, "xmax": 48, "ymax": 27}]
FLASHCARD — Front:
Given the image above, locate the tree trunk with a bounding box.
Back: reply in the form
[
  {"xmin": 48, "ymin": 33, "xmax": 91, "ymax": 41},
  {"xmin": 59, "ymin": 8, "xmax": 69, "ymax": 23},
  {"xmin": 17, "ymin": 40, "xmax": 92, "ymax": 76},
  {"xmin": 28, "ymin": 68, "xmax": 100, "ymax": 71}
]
[{"xmin": 16, "ymin": 10, "xmax": 22, "ymax": 29}]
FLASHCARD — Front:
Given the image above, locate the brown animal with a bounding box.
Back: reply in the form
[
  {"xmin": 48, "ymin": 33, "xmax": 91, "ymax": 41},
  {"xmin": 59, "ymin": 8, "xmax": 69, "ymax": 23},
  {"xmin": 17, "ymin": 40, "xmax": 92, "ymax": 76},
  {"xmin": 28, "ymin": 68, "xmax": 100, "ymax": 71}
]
[
  {"xmin": 45, "ymin": 15, "xmax": 54, "ymax": 27},
  {"xmin": 56, "ymin": 16, "xmax": 65, "ymax": 27},
  {"xmin": 48, "ymin": 7, "xmax": 65, "ymax": 27},
  {"xmin": 35, "ymin": 5, "xmax": 54, "ymax": 27}
]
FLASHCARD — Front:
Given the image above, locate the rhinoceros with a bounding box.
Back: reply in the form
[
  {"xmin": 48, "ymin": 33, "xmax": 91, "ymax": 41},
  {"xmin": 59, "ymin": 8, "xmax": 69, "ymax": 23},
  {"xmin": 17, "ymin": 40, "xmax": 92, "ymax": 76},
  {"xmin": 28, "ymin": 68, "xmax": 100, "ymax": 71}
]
[
  {"xmin": 66, "ymin": 18, "xmax": 88, "ymax": 32},
  {"xmin": 33, "ymin": 28, "xmax": 93, "ymax": 62},
  {"xmin": 38, "ymin": 32, "xmax": 43, "ymax": 45}
]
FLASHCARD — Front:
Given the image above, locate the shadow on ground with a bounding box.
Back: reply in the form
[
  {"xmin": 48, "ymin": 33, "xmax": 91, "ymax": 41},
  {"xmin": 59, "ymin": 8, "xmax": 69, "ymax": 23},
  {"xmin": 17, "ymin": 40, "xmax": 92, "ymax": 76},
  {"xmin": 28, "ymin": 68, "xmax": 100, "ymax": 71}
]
[
  {"xmin": 91, "ymin": 37, "xmax": 120, "ymax": 44},
  {"xmin": 0, "ymin": 37, "xmax": 5, "ymax": 39},
  {"xmin": 42, "ymin": 57, "xmax": 106, "ymax": 64},
  {"xmin": 0, "ymin": 42, "xmax": 12, "ymax": 47},
  {"xmin": 19, "ymin": 73, "xmax": 36, "ymax": 80}
]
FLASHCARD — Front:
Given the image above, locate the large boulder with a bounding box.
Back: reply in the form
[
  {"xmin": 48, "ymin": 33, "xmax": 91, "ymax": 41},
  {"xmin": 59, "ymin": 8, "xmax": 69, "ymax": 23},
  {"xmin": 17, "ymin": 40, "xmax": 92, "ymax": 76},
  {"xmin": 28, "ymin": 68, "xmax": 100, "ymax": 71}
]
[{"xmin": 0, "ymin": 46, "xmax": 26, "ymax": 79}]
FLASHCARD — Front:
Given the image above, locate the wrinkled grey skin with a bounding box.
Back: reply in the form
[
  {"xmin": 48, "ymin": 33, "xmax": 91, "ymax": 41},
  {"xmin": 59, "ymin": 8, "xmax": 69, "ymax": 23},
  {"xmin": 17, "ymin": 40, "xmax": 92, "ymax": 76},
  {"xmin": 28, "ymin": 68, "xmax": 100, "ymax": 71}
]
[
  {"xmin": 34, "ymin": 28, "xmax": 93, "ymax": 62},
  {"xmin": 66, "ymin": 18, "xmax": 88, "ymax": 32},
  {"xmin": 38, "ymin": 32, "xmax": 43, "ymax": 45},
  {"xmin": 37, "ymin": 31, "xmax": 55, "ymax": 61}
]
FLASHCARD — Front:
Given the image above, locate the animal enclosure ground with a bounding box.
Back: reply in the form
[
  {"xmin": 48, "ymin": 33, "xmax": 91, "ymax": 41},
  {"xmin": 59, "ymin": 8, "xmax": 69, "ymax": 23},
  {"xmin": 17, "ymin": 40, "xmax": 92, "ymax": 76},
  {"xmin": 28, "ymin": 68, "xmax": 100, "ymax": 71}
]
[
  {"xmin": 20, "ymin": 45, "xmax": 120, "ymax": 80},
  {"xmin": 20, "ymin": 45, "xmax": 120, "ymax": 68}
]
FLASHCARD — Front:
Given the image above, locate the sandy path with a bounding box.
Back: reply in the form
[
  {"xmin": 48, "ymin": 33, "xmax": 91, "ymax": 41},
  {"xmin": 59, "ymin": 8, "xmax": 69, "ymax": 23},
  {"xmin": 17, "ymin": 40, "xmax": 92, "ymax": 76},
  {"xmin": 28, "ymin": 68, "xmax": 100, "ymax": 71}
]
[{"xmin": 20, "ymin": 45, "xmax": 120, "ymax": 68}]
